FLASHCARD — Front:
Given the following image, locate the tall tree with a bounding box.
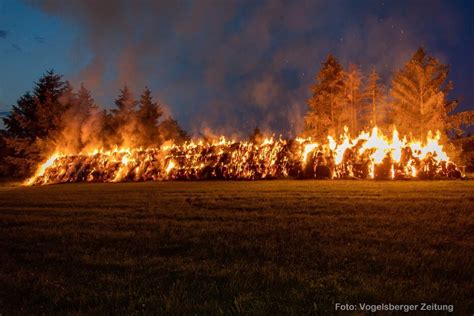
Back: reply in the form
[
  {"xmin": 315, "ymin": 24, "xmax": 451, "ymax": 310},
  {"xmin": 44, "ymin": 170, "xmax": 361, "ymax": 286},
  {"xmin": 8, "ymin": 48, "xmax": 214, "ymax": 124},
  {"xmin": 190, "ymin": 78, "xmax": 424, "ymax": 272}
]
[
  {"xmin": 76, "ymin": 84, "xmax": 99, "ymax": 117},
  {"xmin": 110, "ymin": 86, "xmax": 139, "ymax": 146},
  {"xmin": 2, "ymin": 70, "xmax": 71, "ymax": 176},
  {"xmin": 363, "ymin": 67, "xmax": 385, "ymax": 128},
  {"xmin": 343, "ymin": 64, "xmax": 363, "ymax": 133},
  {"xmin": 305, "ymin": 54, "xmax": 345, "ymax": 139},
  {"xmin": 158, "ymin": 118, "xmax": 190, "ymax": 145},
  {"xmin": 111, "ymin": 85, "xmax": 138, "ymax": 124},
  {"xmin": 391, "ymin": 47, "xmax": 473, "ymax": 137},
  {"xmin": 136, "ymin": 87, "xmax": 163, "ymax": 147},
  {"xmin": 0, "ymin": 130, "xmax": 13, "ymax": 176},
  {"xmin": 60, "ymin": 84, "xmax": 102, "ymax": 152},
  {"xmin": 2, "ymin": 92, "xmax": 36, "ymax": 139}
]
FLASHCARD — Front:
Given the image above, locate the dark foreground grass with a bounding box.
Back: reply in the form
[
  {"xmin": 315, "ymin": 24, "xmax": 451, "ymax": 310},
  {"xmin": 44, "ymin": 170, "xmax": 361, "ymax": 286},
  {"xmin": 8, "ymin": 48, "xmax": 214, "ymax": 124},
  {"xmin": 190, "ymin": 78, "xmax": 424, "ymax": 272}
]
[{"xmin": 0, "ymin": 180, "xmax": 473, "ymax": 314}]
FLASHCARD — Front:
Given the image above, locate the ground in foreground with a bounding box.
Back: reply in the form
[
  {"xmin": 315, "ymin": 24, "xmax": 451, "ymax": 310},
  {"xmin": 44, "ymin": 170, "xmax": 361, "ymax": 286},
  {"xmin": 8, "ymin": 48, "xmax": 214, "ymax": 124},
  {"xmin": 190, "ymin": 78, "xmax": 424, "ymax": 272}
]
[{"xmin": 0, "ymin": 181, "xmax": 473, "ymax": 314}]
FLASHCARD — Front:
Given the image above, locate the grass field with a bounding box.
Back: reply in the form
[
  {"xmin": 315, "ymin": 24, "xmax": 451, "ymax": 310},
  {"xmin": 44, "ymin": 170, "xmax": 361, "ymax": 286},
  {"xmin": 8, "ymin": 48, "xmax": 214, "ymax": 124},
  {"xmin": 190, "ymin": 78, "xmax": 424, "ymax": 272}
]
[{"xmin": 0, "ymin": 180, "xmax": 473, "ymax": 314}]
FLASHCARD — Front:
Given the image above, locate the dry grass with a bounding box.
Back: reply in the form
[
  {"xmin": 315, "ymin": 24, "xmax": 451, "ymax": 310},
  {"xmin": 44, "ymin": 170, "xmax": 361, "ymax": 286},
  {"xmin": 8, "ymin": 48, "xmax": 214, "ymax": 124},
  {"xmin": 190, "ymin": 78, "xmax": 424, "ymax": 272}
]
[{"xmin": 0, "ymin": 180, "xmax": 473, "ymax": 314}]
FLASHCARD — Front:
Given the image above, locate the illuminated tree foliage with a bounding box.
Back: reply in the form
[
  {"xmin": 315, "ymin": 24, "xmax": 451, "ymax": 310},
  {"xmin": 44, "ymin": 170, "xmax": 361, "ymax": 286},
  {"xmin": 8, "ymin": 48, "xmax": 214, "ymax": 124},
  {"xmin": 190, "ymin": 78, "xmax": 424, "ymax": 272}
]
[
  {"xmin": 305, "ymin": 55, "xmax": 345, "ymax": 139},
  {"xmin": 305, "ymin": 48, "xmax": 472, "ymax": 142},
  {"xmin": 363, "ymin": 67, "xmax": 385, "ymax": 128},
  {"xmin": 109, "ymin": 86, "xmax": 187, "ymax": 147},
  {"xmin": 59, "ymin": 84, "xmax": 104, "ymax": 152},
  {"xmin": 158, "ymin": 118, "xmax": 190, "ymax": 144},
  {"xmin": 137, "ymin": 87, "xmax": 163, "ymax": 147},
  {"xmin": 0, "ymin": 130, "xmax": 12, "ymax": 175},
  {"xmin": 343, "ymin": 63, "xmax": 363, "ymax": 133},
  {"xmin": 0, "ymin": 74, "xmax": 189, "ymax": 177},
  {"xmin": 2, "ymin": 70, "xmax": 72, "ymax": 175},
  {"xmin": 110, "ymin": 86, "xmax": 139, "ymax": 146},
  {"xmin": 76, "ymin": 84, "xmax": 99, "ymax": 117},
  {"xmin": 112, "ymin": 86, "xmax": 138, "ymax": 122},
  {"xmin": 391, "ymin": 47, "xmax": 473, "ymax": 137},
  {"xmin": 0, "ymin": 48, "xmax": 472, "ymax": 178}
]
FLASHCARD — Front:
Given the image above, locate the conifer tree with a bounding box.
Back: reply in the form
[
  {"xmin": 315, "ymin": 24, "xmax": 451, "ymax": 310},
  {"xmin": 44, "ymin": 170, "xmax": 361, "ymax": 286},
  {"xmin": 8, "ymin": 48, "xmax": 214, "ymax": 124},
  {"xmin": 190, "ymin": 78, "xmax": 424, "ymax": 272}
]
[
  {"xmin": 76, "ymin": 84, "xmax": 99, "ymax": 117},
  {"xmin": 60, "ymin": 84, "xmax": 102, "ymax": 152},
  {"xmin": 0, "ymin": 130, "xmax": 13, "ymax": 175},
  {"xmin": 363, "ymin": 67, "xmax": 385, "ymax": 128},
  {"xmin": 305, "ymin": 54, "xmax": 345, "ymax": 139},
  {"xmin": 3, "ymin": 92, "xmax": 36, "ymax": 139},
  {"xmin": 111, "ymin": 86, "xmax": 138, "ymax": 124},
  {"xmin": 137, "ymin": 87, "xmax": 163, "ymax": 147},
  {"xmin": 343, "ymin": 64, "xmax": 363, "ymax": 133},
  {"xmin": 391, "ymin": 47, "xmax": 473, "ymax": 137},
  {"xmin": 110, "ymin": 86, "xmax": 139, "ymax": 146},
  {"xmin": 158, "ymin": 118, "xmax": 190, "ymax": 145},
  {"xmin": 2, "ymin": 70, "xmax": 71, "ymax": 176}
]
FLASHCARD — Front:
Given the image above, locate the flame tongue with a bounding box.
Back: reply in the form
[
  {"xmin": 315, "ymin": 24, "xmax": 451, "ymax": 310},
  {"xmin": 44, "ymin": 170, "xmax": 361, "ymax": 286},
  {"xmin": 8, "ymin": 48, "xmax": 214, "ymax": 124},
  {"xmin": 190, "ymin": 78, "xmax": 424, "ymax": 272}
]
[
  {"xmin": 24, "ymin": 153, "xmax": 61, "ymax": 186},
  {"xmin": 25, "ymin": 127, "xmax": 460, "ymax": 185}
]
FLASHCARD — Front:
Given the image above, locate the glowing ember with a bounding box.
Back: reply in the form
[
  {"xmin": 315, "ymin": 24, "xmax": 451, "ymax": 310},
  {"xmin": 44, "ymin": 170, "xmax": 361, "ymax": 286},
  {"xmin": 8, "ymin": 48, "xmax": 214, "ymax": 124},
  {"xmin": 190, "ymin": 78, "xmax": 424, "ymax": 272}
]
[{"xmin": 26, "ymin": 127, "xmax": 462, "ymax": 185}]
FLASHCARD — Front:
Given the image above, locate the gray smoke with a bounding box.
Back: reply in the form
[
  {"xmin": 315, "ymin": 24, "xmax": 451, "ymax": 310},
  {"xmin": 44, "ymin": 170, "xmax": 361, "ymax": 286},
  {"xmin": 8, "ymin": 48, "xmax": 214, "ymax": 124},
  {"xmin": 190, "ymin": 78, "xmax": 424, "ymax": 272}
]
[{"xmin": 25, "ymin": 0, "xmax": 466, "ymax": 137}]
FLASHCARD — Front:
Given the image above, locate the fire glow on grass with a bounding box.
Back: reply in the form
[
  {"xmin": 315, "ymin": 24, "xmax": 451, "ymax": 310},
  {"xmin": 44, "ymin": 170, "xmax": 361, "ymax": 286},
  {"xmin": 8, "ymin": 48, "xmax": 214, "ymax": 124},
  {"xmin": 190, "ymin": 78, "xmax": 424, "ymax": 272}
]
[{"xmin": 26, "ymin": 126, "xmax": 461, "ymax": 185}]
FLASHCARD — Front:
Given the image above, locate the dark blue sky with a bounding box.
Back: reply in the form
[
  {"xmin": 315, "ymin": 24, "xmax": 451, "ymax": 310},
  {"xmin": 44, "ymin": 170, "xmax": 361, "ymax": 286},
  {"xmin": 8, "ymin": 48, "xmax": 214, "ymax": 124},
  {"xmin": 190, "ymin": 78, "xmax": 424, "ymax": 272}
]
[{"xmin": 0, "ymin": 0, "xmax": 472, "ymax": 136}]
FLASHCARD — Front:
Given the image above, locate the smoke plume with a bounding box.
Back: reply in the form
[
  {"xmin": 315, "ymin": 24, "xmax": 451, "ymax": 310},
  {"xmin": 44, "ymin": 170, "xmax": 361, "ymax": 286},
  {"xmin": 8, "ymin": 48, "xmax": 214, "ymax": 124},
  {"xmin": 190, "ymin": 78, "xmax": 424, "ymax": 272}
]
[{"xmin": 26, "ymin": 0, "xmax": 469, "ymax": 136}]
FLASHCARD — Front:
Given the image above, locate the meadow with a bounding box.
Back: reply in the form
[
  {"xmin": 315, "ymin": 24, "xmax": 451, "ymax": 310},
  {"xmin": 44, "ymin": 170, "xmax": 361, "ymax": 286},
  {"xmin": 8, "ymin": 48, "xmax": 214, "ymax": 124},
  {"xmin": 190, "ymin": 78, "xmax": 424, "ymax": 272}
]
[{"xmin": 0, "ymin": 180, "xmax": 473, "ymax": 314}]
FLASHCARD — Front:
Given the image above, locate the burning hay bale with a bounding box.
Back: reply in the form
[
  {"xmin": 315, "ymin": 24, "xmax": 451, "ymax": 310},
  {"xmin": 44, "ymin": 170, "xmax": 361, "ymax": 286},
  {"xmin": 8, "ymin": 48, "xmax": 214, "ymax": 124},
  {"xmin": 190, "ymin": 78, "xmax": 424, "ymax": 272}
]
[{"xmin": 26, "ymin": 127, "xmax": 462, "ymax": 185}]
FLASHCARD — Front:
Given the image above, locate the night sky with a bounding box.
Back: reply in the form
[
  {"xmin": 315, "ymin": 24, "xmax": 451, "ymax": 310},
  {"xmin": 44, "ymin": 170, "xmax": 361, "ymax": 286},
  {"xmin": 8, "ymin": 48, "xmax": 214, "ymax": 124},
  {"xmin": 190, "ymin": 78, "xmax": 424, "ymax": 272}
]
[{"xmin": 0, "ymin": 0, "xmax": 472, "ymax": 136}]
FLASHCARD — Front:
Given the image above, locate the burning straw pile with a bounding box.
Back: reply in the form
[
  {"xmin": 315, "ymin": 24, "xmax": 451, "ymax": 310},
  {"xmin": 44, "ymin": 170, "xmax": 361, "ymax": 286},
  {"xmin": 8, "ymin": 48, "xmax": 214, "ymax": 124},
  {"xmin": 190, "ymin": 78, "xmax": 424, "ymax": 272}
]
[{"xmin": 26, "ymin": 127, "xmax": 462, "ymax": 185}]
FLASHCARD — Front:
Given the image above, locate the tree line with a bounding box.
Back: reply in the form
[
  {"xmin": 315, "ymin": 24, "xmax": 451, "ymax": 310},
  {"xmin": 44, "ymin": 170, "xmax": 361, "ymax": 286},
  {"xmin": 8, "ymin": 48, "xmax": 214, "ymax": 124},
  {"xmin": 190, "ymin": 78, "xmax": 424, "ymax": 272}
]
[
  {"xmin": 304, "ymin": 47, "xmax": 473, "ymax": 140},
  {"xmin": 0, "ymin": 47, "xmax": 472, "ymax": 178},
  {"xmin": 0, "ymin": 71, "xmax": 188, "ymax": 176}
]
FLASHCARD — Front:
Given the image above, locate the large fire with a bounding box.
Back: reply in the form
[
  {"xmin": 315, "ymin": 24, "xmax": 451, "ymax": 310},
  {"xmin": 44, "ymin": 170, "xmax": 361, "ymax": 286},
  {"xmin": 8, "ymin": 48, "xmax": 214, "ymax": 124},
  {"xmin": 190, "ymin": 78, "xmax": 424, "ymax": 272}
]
[{"xmin": 26, "ymin": 127, "xmax": 462, "ymax": 185}]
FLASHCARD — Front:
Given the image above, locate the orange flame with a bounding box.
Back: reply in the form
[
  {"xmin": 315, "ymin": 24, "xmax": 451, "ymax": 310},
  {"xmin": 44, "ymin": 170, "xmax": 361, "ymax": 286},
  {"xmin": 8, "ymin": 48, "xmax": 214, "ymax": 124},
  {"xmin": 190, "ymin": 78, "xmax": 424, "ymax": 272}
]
[{"xmin": 25, "ymin": 126, "xmax": 461, "ymax": 185}]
